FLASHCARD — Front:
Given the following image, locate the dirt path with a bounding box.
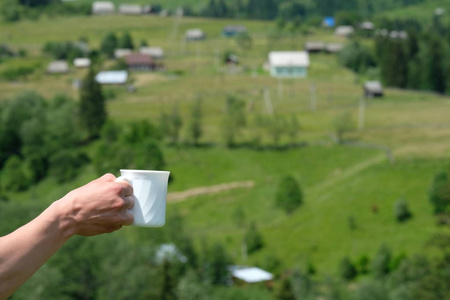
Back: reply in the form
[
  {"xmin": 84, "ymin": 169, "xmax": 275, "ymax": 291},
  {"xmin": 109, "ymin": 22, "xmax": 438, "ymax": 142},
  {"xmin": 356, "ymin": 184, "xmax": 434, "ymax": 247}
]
[{"xmin": 167, "ymin": 181, "xmax": 255, "ymax": 203}]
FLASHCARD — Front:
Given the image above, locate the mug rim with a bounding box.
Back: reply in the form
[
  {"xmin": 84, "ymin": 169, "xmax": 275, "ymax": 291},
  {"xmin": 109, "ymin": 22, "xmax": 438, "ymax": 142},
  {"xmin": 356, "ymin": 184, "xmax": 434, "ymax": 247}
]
[{"xmin": 120, "ymin": 169, "xmax": 170, "ymax": 174}]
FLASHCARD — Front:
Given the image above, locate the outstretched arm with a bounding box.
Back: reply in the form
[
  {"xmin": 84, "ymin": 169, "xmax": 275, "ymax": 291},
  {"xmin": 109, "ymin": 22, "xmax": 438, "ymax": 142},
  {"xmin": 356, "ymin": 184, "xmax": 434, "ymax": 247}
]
[{"xmin": 0, "ymin": 173, "xmax": 134, "ymax": 300}]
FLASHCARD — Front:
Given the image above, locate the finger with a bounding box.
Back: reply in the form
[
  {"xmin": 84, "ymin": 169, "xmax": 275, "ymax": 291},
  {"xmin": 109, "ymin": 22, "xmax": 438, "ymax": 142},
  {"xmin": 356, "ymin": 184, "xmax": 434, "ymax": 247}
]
[
  {"xmin": 123, "ymin": 195, "xmax": 134, "ymax": 210},
  {"xmin": 121, "ymin": 210, "xmax": 134, "ymax": 226},
  {"xmin": 116, "ymin": 181, "xmax": 133, "ymax": 197},
  {"xmin": 95, "ymin": 173, "xmax": 117, "ymax": 183}
]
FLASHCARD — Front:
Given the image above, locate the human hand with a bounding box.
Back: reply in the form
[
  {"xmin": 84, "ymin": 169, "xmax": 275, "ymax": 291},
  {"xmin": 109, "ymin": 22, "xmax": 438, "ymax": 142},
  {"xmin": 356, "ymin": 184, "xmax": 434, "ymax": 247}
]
[{"xmin": 56, "ymin": 173, "xmax": 134, "ymax": 237}]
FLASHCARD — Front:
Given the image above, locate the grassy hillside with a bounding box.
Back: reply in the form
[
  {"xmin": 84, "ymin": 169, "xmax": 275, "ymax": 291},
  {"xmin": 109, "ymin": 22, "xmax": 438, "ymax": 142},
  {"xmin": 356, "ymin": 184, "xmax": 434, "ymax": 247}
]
[{"xmin": 2, "ymin": 13, "xmax": 450, "ymax": 277}]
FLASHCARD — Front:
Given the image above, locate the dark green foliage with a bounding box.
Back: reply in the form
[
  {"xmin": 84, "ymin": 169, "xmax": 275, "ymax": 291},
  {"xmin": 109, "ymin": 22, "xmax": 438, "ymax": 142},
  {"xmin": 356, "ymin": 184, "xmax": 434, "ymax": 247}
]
[
  {"xmin": 379, "ymin": 39, "xmax": 408, "ymax": 88},
  {"xmin": 0, "ymin": 65, "xmax": 36, "ymax": 81},
  {"xmin": 48, "ymin": 150, "xmax": 88, "ymax": 183},
  {"xmin": 207, "ymin": 242, "xmax": 231, "ymax": 286},
  {"xmin": 222, "ymin": 95, "xmax": 246, "ymax": 147},
  {"xmin": 119, "ymin": 32, "xmax": 135, "ymax": 50},
  {"xmin": 245, "ymin": 221, "xmax": 264, "ymax": 254},
  {"xmin": 1, "ymin": 0, "xmax": 21, "ymax": 22},
  {"xmin": 161, "ymin": 260, "xmax": 178, "ymax": 300},
  {"xmin": 160, "ymin": 105, "xmax": 183, "ymax": 145},
  {"xmin": 100, "ymin": 32, "xmax": 118, "ymax": 58},
  {"xmin": 339, "ymin": 256, "xmax": 357, "ymax": 281},
  {"xmin": 275, "ymin": 277, "xmax": 297, "ymax": 300},
  {"xmin": 357, "ymin": 255, "xmax": 370, "ymax": 275},
  {"xmin": 339, "ymin": 41, "xmax": 376, "ymax": 74},
  {"xmin": 394, "ymin": 198, "xmax": 412, "ymax": 222},
  {"xmin": 275, "ymin": 175, "xmax": 303, "ymax": 214},
  {"xmin": 79, "ymin": 67, "xmax": 107, "ymax": 139},
  {"xmin": 93, "ymin": 120, "xmax": 165, "ymax": 175},
  {"xmin": 1, "ymin": 155, "xmax": 31, "ymax": 192},
  {"xmin": 371, "ymin": 244, "xmax": 392, "ymax": 279},
  {"xmin": 187, "ymin": 98, "xmax": 203, "ymax": 145},
  {"xmin": 352, "ymin": 280, "xmax": 389, "ymax": 300},
  {"xmin": 42, "ymin": 41, "xmax": 85, "ymax": 60},
  {"xmin": 429, "ymin": 170, "xmax": 450, "ymax": 214}
]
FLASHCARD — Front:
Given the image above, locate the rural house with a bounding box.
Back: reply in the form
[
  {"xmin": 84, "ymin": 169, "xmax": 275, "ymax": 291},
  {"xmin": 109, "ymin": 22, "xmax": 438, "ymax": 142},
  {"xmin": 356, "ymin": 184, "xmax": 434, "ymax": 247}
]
[
  {"xmin": 95, "ymin": 70, "xmax": 128, "ymax": 85},
  {"xmin": 73, "ymin": 58, "xmax": 91, "ymax": 68},
  {"xmin": 124, "ymin": 54, "xmax": 156, "ymax": 71},
  {"xmin": 185, "ymin": 29, "xmax": 206, "ymax": 41},
  {"xmin": 363, "ymin": 81, "xmax": 383, "ymax": 98},
  {"xmin": 118, "ymin": 4, "xmax": 151, "ymax": 15},
  {"xmin": 268, "ymin": 51, "xmax": 310, "ymax": 78},
  {"xmin": 139, "ymin": 47, "xmax": 164, "ymax": 60},
  {"xmin": 47, "ymin": 60, "xmax": 69, "ymax": 74},
  {"xmin": 92, "ymin": 1, "xmax": 115, "ymax": 14},
  {"xmin": 114, "ymin": 48, "xmax": 133, "ymax": 59},
  {"xmin": 222, "ymin": 25, "xmax": 247, "ymax": 37},
  {"xmin": 230, "ymin": 266, "xmax": 273, "ymax": 286},
  {"xmin": 335, "ymin": 25, "xmax": 355, "ymax": 37},
  {"xmin": 304, "ymin": 41, "xmax": 325, "ymax": 53},
  {"xmin": 325, "ymin": 43, "xmax": 344, "ymax": 54}
]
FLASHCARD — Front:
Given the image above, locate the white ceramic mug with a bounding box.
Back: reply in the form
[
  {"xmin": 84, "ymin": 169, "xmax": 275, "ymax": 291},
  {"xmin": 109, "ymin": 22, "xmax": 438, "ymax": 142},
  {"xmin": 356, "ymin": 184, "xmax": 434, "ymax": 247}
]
[{"xmin": 116, "ymin": 169, "xmax": 170, "ymax": 227}]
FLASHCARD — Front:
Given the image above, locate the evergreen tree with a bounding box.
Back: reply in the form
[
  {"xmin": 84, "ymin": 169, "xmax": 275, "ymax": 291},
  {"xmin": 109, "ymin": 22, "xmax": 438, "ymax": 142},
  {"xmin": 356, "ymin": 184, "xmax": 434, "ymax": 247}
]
[
  {"xmin": 161, "ymin": 260, "xmax": 178, "ymax": 300},
  {"xmin": 275, "ymin": 277, "xmax": 297, "ymax": 300},
  {"xmin": 79, "ymin": 67, "xmax": 107, "ymax": 139},
  {"xmin": 119, "ymin": 31, "xmax": 135, "ymax": 50},
  {"xmin": 208, "ymin": 243, "xmax": 230, "ymax": 285},
  {"xmin": 380, "ymin": 39, "xmax": 408, "ymax": 88},
  {"xmin": 187, "ymin": 98, "xmax": 202, "ymax": 145},
  {"xmin": 394, "ymin": 198, "xmax": 412, "ymax": 222},
  {"xmin": 222, "ymin": 95, "xmax": 246, "ymax": 147},
  {"xmin": 275, "ymin": 175, "xmax": 303, "ymax": 214},
  {"xmin": 371, "ymin": 244, "xmax": 392, "ymax": 279},
  {"xmin": 245, "ymin": 221, "xmax": 264, "ymax": 254},
  {"xmin": 423, "ymin": 36, "xmax": 445, "ymax": 93},
  {"xmin": 100, "ymin": 32, "xmax": 118, "ymax": 58},
  {"xmin": 429, "ymin": 170, "xmax": 450, "ymax": 214},
  {"xmin": 339, "ymin": 256, "xmax": 357, "ymax": 281}
]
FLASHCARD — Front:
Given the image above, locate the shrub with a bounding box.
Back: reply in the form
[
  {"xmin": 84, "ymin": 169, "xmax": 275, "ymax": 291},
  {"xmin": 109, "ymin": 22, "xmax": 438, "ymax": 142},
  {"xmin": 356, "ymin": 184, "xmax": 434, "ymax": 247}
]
[
  {"xmin": 275, "ymin": 175, "xmax": 303, "ymax": 214},
  {"xmin": 394, "ymin": 198, "xmax": 412, "ymax": 222}
]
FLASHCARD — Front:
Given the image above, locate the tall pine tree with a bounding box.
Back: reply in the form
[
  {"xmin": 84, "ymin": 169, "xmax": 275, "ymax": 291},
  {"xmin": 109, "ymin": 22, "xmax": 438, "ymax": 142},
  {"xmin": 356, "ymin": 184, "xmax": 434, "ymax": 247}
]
[{"xmin": 79, "ymin": 67, "xmax": 107, "ymax": 140}]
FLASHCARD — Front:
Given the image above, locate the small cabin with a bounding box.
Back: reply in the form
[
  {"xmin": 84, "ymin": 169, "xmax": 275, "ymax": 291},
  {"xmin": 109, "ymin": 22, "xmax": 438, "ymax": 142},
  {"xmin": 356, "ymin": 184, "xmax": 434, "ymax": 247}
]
[
  {"xmin": 185, "ymin": 29, "xmax": 206, "ymax": 41},
  {"xmin": 114, "ymin": 48, "xmax": 133, "ymax": 59},
  {"xmin": 47, "ymin": 60, "xmax": 69, "ymax": 74},
  {"xmin": 364, "ymin": 81, "xmax": 383, "ymax": 98},
  {"xmin": 139, "ymin": 47, "xmax": 164, "ymax": 60},
  {"xmin": 268, "ymin": 51, "xmax": 310, "ymax": 78},
  {"xmin": 231, "ymin": 266, "xmax": 273, "ymax": 287},
  {"xmin": 325, "ymin": 43, "xmax": 343, "ymax": 54},
  {"xmin": 222, "ymin": 25, "xmax": 247, "ymax": 37},
  {"xmin": 95, "ymin": 70, "xmax": 128, "ymax": 85},
  {"xmin": 335, "ymin": 25, "xmax": 355, "ymax": 37},
  {"xmin": 73, "ymin": 58, "xmax": 91, "ymax": 68},
  {"xmin": 92, "ymin": 1, "xmax": 115, "ymax": 14},
  {"xmin": 304, "ymin": 41, "xmax": 325, "ymax": 53}
]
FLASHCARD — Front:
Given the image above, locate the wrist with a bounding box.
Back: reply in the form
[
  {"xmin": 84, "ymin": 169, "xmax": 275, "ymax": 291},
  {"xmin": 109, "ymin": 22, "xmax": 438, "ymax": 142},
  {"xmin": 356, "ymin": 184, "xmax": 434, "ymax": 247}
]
[{"xmin": 48, "ymin": 198, "xmax": 78, "ymax": 240}]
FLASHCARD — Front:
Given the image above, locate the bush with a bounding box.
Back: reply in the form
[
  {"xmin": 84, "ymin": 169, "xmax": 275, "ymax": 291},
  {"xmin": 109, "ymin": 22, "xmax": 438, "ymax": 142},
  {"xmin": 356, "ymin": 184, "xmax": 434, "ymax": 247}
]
[
  {"xmin": 339, "ymin": 256, "xmax": 357, "ymax": 281},
  {"xmin": 1, "ymin": 65, "xmax": 36, "ymax": 81},
  {"xmin": 394, "ymin": 198, "xmax": 412, "ymax": 222},
  {"xmin": 339, "ymin": 41, "xmax": 376, "ymax": 74},
  {"xmin": 275, "ymin": 175, "xmax": 303, "ymax": 214},
  {"xmin": 245, "ymin": 222, "xmax": 264, "ymax": 254},
  {"xmin": 1, "ymin": 155, "xmax": 31, "ymax": 192},
  {"xmin": 49, "ymin": 150, "xmax": 89, "ymax": 183},
  {"xmin": 429, "ymin": 170, "xmax": 450, "ymax": 214}
]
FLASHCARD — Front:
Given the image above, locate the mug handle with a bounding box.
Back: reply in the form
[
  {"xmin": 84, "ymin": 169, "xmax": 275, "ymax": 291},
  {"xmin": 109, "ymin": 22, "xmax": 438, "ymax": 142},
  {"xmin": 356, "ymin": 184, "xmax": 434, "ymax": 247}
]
[{"xmin": 115, "ymin": 176, "xmax": 132, "ymax": 185}]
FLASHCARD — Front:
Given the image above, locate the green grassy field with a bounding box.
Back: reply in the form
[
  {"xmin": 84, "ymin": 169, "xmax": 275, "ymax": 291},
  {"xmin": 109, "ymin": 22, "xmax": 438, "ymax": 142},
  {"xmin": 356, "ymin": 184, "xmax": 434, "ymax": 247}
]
[{"xmin": 2, "ymin": 13, "xmax": 450, "ymax": 276}]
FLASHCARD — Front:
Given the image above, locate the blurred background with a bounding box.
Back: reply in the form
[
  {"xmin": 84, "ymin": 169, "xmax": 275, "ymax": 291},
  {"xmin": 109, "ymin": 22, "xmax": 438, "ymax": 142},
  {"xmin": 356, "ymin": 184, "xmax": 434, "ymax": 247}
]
[{"xmin": 1, "ymin": 0, "xmax": 450, "ymax": 299}]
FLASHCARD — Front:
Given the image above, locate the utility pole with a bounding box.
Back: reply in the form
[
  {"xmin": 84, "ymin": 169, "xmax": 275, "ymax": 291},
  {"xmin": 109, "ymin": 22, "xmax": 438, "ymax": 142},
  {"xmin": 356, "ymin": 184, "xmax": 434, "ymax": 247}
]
[
  {"xmin": 310, "ymin": 82, "xmax": 317, "ymax": 111},
  {"xmin": 358, "ymin": 97, "xmax": 365, "ymax": 131}
]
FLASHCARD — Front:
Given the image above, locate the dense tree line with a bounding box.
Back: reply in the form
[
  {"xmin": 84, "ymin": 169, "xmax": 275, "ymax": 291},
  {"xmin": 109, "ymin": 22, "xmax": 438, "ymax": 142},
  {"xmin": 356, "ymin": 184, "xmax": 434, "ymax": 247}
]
[{"xmin": 200, "ymin": 0, "xmax": 427, "ymax": 20}]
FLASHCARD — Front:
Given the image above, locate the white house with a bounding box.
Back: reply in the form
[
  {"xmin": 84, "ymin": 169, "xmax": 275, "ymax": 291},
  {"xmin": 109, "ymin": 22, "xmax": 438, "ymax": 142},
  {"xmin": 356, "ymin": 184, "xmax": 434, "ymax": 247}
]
[
  {"xmin": 231, "ymin": 266, "xmax": 273, "ymax": 284},
  {"xmin": 268, "ymin": 51, "xmax": 310, "ymax": 78},
  {"xmin": 95, "ymin": 70, "xmax": 128, "ymax": 85},
  {"xmin": 73, "ymin": 58, "xmax": 91, "ymax": 68},
  {"xmin": 47, "ymin": 60, "xmax": 69, "ymax": 74},
  {"xmin": 185, "ymin": 29, "xmax": 206, "ymax": 41},
  {"xmin": 114, "ymin": 48, "xmax": 133, "ymax": 59},
  {"xmin": 335, "ymin": 25, "xmax": 355, "ymax": 37},
  {"xmin": 92, "ymin": 1, "xmax": 115, "ymax": 14},
  {"xmin": 139, "ymin": 47, "xmax": 164, "ymax": 59},
  {"xmin": 118, "ymin": 4, "xmax": 143, "ymax": 15}
]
